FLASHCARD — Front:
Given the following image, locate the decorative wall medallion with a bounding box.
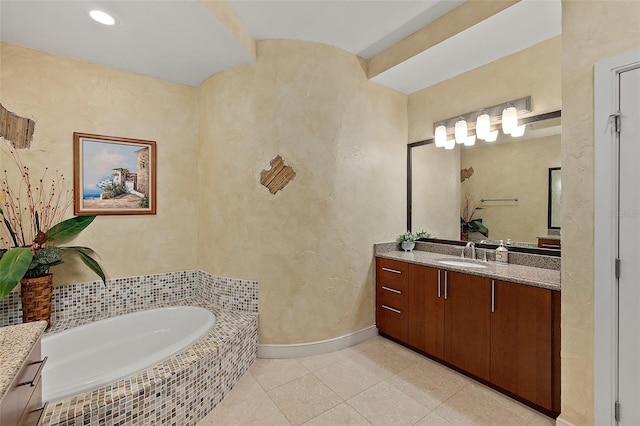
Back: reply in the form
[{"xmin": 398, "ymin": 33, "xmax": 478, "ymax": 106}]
[
  {"xmin": 460, "ymin": 167, "xmax": 474, "ymax": 182},
  {"xmin": 260, "ymin": 155, "xmax": 296, "ymax": 194},
  {"xmin": 0, "ymin": 103, "xmax": 35, "ymax": 149}
]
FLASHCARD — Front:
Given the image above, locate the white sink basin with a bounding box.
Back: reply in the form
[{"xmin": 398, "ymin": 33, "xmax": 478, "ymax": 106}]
[{"xmin": 437, "ymin": 259, "xmax": 488, "ymax": 269}]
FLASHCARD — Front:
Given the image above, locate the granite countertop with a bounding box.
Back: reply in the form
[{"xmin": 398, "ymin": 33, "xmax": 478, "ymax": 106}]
[
  {"xmin": 377, "ymin": 250, "xmax": 560, "ymax": 291},
  {"xmin": 0, "ymin": 321, "xmax": 47, "ymax": 401}
]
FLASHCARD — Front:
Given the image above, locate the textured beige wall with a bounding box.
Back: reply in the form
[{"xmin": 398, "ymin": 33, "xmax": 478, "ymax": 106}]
[
  {"xmin": 460, "ymin": 135, "xmax": 560, "ymax": 243},
  {"xmin": 561, "ymin": 1, "xmax": 640, "ymax": 425},
  {"xmin": 0, "ymin": 42, "xmax": 199, "ymax": 285},
  {"xmin": 197, "ymin": 40, "xmax": 407, "ymax": 344},
  {"xmin": 407, "ymin": 37, "xmax": 561, "ymax": 241}
]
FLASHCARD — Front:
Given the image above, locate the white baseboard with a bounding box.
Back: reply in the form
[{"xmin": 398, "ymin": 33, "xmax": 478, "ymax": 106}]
[
  {"xmin": 257, "ymin": 325, "xmax": 379, "ymax": 359},
  {"xmin": 555, "ymin": 415, "xmax": 576, "ymax": 426}
]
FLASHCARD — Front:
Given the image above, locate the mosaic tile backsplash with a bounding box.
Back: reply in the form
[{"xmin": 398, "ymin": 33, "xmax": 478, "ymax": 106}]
[
  {"xmin": 0, "ymin": 270, "xmax": 257, "ymax": 327},
  {"xmin": 0, "ymin": 270, "xmax": 258, "ymax": 426}
]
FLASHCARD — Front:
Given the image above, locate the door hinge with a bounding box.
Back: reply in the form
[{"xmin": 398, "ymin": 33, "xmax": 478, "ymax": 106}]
[
  {"xmin": 615, "ymin": 258, "xmax": 621, "ymax": 279},
  {"xmin": 610, "ymin": 112, "xmax": 621, "ymax": 133},
  {"xmin": 615, "ymin": 400, "xmax": 620, "ymax": 422}
]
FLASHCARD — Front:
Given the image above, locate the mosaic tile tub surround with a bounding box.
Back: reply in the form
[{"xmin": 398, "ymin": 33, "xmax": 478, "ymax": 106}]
[{"xmin": 0, "ymin": 270, "xmax": 258, "ymax": 426}]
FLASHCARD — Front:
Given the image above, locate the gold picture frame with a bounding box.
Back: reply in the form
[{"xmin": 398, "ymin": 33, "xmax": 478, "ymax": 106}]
[{"xmin": 73, "ymin": 132, "xmax": 156, "ymax": 215}]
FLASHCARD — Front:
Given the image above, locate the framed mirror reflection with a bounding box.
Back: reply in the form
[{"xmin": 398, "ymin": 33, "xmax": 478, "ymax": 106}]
[
  {"xmin": 548, "ymin": 167, "xmax": 562, "ymax": 229},
  {"xmin": 407, "ymin": 110, "xmax": 561, "ymax": 255}
]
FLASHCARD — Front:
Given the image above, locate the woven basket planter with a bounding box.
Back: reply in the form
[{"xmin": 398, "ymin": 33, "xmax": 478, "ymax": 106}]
[{"xmin": 20, "ymin": 274, "xmax": 53, "ymax": 325}]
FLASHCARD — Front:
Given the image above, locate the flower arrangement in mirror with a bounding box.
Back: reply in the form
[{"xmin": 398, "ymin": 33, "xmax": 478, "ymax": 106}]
[
  {"xmin": 460, "ymin": 191, "xmax": 489, "ymax": 241},
  {"xmin": 397, "ymin": 230, "xmax": 430, "ymax": 251},
  {"xmin": 0, "ymin": 145, "xmax": 105, "ymax": 323}
]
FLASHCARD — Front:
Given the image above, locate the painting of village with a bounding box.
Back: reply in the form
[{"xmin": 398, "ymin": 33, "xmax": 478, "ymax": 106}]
[{"xmin": 74, "ymin": 133, "xmax": 156, "ymax": 215}]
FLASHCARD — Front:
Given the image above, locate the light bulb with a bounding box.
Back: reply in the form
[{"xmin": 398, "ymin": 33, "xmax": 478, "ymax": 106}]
[
  {"xmin": 90, "ymin": 10, "xmax": 116, "ymax": 25},
  {"xmin": 464, "ymin": 135, "xmax": 476, "ymax": 147},
  {"xmin": 485, "ymin": 130, "xmax": 499, "ymax": 142},
  {"xmin": 434, "ymin": 124, "xmax": 447, "ymax": 147},
  {"xmin": 476, "ymin": 113, "xmax": 490, "ymax": 140},
  {"xmin": 511, "ymin": 125, "xmax": 526, "ymax": 137},
  {"xmin": 502, "ymin": 106, "xmax": 518, "ymax": 134},
  {"xmin": 455, "ymin": 119, "xmax": 467, "ymax": 144},
  {"xmin": 444, "ymin": 138, "xmax": 456, "ymax": 150}
]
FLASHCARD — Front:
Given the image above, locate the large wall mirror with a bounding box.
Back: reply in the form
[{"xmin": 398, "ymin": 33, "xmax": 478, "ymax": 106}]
[{"xmin": 407, "ymin": 110, "xmax": 561, "ymax": 255}]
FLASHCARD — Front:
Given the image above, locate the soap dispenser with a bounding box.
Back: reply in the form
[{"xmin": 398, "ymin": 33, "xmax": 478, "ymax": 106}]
[{"xmin": 496, "ymin": 240, "xmax": 509, "ymax": 265}]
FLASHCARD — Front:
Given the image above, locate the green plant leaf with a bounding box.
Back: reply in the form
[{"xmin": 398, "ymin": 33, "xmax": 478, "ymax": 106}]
[
  {"xmin": 46, "ymin": 216, "xmax": 96, "ymax": 242},
  {"xmin": 3, "ymin": 218, "xmax": 19, "ymax": 247},
  {"xmin": 35, "ymin": 211, "xmax": 41, "ymax": 235},
  {"xmin": 0, "ymin": 248, "xmax": 33, "ymax": 299},
  {"xmin": 61, "ymin": 247, "xmax": 106, "ymax": 285},
  {"xmin": 470, "ymin": 219, "xmax": 489, "ymax": 237}
]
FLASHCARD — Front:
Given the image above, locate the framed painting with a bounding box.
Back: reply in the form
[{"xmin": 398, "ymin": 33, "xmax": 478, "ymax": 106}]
[{"xmin": 73, "ymin": 132, "xmax": 156, "ymax": 215}]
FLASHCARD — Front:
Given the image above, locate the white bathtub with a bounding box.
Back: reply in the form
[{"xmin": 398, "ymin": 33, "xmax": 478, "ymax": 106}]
[{"xmin": 41, "ymin": 306, "xmax": 216, "ymax": 403}]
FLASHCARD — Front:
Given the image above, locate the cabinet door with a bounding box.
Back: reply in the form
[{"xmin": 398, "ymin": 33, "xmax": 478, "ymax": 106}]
[
  {"xmin": 444, "ymin": 271, "xmax": 492, "ymax": 381},
  {"xmin": 408, "ymin": 264, "xmax": 444, "ymax": 359},
  {"xmin": 491, "ymin": 280, "xmax": 553, "ymax": 410}
]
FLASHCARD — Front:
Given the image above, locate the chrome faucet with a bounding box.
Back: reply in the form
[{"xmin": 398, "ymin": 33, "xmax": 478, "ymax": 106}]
[{"xmin": 465, "ymin": 242, "xmax": 476, "ymax": 260}]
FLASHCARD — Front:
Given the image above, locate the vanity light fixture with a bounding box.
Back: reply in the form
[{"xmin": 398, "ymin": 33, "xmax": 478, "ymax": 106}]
[
  {"xmin": 444, "ymin": 138, "xmax": 456, "ymax": 150},
  {"xmin": 431, "ymin": 96, "xmax": 531, "ymax": 149},
  {"xmin": 501, "ymin": 104, "xmax": 518, "ymax": 134},
  {"xmin": 90, "ymin": 10, "xmax": 117, "ymax": 26},
  {"xmin": 454, "ymin": 118, "xmax": 467, "ymax": 144},
  {"xmin": 476, "ymin": 111, "xmax": 491, "ymax": 140},
  {"xmin": 484, "ymin": 130, "xmax": 499, "ymax": 142},
  {"xmin": 464, "ymin": 135, "xmax": 476, "ymax": 147},
  {"xmin": 510, "ymin": 125, "xmax": 526, "ymax": 137},
  {"xmin": 434, "ymin": 124, "xmax": 447, "ymax": 147}
]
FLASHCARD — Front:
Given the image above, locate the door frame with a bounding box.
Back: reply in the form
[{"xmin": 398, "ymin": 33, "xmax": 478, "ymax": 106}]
[{"xmin": 594, "ymin": 48, "xmax": 640, "ymax": 426}]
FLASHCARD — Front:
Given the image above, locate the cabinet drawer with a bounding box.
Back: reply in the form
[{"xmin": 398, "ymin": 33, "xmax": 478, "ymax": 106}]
[
  {"xmin": 377, "ymin": 278, "xmax": 408, "ymax": 304},
  {"xmin": 377, "ymin": 299, "xmax": 408, "ymax": 341},
  {"xmin": 537, "ymin": 238, "xmax": 561, "ymax": 249},
  {"xmin": 376, "ymin": 258, "xmax": 408, "ymax": 283}
]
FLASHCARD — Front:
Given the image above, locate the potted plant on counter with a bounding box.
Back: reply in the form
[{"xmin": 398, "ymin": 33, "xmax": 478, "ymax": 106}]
[
  {"xmin": 460, "ymin": 192, "xmax": 489, "ymax": 241},
  {"xmin": 397, "ymin": 230, "xmax": 430, "ymax": 252},
  {"xmin": 0, "ymin": 146, "xmax": 105, "ymax": 325}
]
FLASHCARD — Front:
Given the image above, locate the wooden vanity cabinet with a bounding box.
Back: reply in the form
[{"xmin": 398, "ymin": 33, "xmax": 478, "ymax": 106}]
[
  {"xmin": 407, "ymin": 264, "xmax": 444, "ymax": 358},
  {"xmin": 375, "ymin": 258, "xmax": 409, "ymax": 342},
  {"xmin": 376, "ymin": 257, "xmax": 561, "ymax": 417},
  {"xmin": 490, "ymin": 280, "xmax": 560, "ymax": 412},
  {"xmin": 537, "ymin": 237, "xmax": 561, "ymax": 250},
  {"xmin": 0, "ymin": 335, "xmax": 45, "ymax": 426},
  {"xmin": 443, "ymin": 271, "xmax": 492, "ymax": 382}
]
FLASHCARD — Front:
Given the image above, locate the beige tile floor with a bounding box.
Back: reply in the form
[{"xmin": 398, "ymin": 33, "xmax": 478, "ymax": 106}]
[{"xmin": 198, "ymin": 336, "xmax": 555, "ymax": 426}]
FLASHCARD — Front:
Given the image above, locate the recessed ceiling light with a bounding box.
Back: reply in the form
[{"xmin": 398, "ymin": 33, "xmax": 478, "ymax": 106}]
[{"xmin": 90, "ymin": 10, "xmax": 116, "ymax": 26}]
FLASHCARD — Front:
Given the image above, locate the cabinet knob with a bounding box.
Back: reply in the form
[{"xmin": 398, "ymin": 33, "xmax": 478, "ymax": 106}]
[
  {"xmin": 381, "ymin": 304, "xmax": 402, "ymax": 314},
  {"xmin": 381, "ymin": 286, "xmax": 401, "ymax": 294},
  {"xmin": 491, "ymin": 280, "xmax": 495, "ymax": 313},
  {"xmin": 30, "ymin": 401, "xmax": 48, "ymax": 426},
  {"xmin": 18, "ymin": 356, "xmax": 48, "ymax": 388}
]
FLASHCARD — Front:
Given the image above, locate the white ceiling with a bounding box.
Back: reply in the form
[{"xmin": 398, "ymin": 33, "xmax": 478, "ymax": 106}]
[{"xmin": 0, "ymin": 0, "xmax": 561, "ymax": 94}]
